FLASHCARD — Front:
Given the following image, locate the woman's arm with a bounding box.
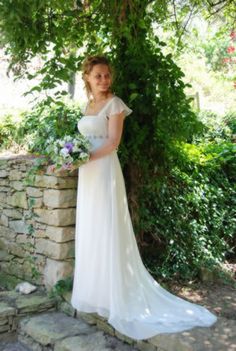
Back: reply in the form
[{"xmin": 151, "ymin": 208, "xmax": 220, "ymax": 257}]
[{"xmin": 89, "ymin": 111, "xmax": 125, "ymax": 162}]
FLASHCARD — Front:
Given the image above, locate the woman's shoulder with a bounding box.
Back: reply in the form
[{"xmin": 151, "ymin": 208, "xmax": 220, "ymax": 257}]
[
  {"xmin": 106, "ymin": 94, "xmax": 133, "ymax": 117},
  {"xmin": 108, "ymin": 95, "xmax": 129, "ymax": 106},
  {"xmin": 110, "ymin": 95, "xmax": 125, "ymax": 103}
]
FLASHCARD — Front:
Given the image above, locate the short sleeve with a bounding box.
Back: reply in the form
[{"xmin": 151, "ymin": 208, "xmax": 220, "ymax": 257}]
[{"xmin": 106, "ymin": 96, "xmax": 132, "ymax": 119}]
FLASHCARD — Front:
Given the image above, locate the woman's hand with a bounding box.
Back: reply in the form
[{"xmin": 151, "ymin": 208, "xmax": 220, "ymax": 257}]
[
  {"xmin": 88, "ymin": 153, "xmax": 93, "ymax": 162},
  {"xmin": 67, "ymin": 164, "xmax": 78, "ymax": 172},
  {"xmin": 46, "ymin": 164, "xmax": 56, "ymax": 173},
  {"xmin": 47, "ymin": 163, "xmax": 77, "ymax": 174}
]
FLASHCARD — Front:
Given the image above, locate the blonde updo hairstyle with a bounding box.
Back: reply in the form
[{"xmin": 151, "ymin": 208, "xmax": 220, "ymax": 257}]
[{"xmin": 82, "ymin": 55, "xmax": 114, "ymax": 99}]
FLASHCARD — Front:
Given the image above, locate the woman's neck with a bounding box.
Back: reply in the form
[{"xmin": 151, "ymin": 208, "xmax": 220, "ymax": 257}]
[{"xmin": 90, "ymin": 91, "xmax": 111, "ymax": 103}]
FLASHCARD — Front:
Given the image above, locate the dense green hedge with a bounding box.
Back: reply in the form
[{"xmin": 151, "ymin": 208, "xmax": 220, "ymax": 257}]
[
  {"xmin": 140, "ymin": 143, "xmax": 235, "ymax": 280},
  {"xmin": 139, "ymin": 110, "xmax": 236, "ymax": 280}
]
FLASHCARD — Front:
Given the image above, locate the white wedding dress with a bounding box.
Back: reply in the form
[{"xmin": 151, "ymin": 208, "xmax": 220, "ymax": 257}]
[{"xmin": 71, "ymin": 95, "xmax": 217, "ymax": 340}]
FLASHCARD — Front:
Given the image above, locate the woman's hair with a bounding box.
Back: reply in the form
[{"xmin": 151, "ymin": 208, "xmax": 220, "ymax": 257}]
[{"xmin": 82, "ymin": 55, "xmax": 113, "ymax": 98}]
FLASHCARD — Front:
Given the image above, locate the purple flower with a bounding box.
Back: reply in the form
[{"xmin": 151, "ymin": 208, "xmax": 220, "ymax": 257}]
[{"xmin": 64, "ymin": 142, "xmax": 74, "ymax": 153}]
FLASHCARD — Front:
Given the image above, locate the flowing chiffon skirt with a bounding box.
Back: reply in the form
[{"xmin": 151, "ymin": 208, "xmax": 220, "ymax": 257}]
[{"xmin": 71, "ymin": 143, "xmax": 217, "ymax": 340}]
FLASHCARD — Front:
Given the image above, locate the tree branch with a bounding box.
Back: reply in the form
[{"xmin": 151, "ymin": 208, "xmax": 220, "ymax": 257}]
[
  {"xmin": 176, "ymin": 4, "xmax": 196, "ymax": 47},
  {"xmin": 172, "ymin": 0, "xmax": 180, "ymax": 33},
  {"xmin": 207, "ymin": 0, "xmax": 231, "ymax": 6},
  {"xmin": 206, "ymin": 0, "xmax": 235, "ymax": 17}
]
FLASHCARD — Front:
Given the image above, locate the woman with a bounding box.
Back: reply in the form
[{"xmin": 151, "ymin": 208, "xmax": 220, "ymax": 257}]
[{"xmin": 71, "ymin": 55, "xmax": 217, "ymax": 340}]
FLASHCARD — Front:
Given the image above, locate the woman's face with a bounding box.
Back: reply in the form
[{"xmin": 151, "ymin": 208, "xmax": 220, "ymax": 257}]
[{"xmin": 85, "ymin": 64, "xmax": 112, "ymax": 95}]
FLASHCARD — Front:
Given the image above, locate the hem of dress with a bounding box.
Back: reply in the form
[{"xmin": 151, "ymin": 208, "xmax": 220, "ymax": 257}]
[{"xmin": 70, "ymin": 299, "xmax": 218, "ymax": 341}]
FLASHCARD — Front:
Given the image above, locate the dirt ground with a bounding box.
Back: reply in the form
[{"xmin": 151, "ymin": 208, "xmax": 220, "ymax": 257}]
[{"xmin": 168, "ymin": 280, "xmax": 235, "ymax": 319}]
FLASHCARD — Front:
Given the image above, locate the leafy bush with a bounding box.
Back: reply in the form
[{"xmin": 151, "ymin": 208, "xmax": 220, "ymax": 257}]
[
  {"xmin": 194, "ymin": 110, "xmax": 236, "ymax": 143},
  {"xmin": 201, "ymin": 35, "xmax": 236, "ymax": 73},
  {"xmin": 224, "ymin": 112, "xmax": 236, "ymax": 136},
  {"xmin": 15, "ymin": 102, "xmax": 83, "ymax": 153},
  {"xmin": 138, "ymin": 111, "xmax": 236, "ymax": 281},
  {"xmin": 140, "ymin": 152, "xmax": 235, "ymax": 281},
  {"xmin": 0, "ymin": 114, "xmax": 19, "ymax": 150}
]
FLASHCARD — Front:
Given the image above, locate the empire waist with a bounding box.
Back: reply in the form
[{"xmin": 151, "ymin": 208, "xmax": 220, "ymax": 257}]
[
  {"xmin": 85, "ymin": 135, "xmax": 108, "ymax": 139},
  {"xmin": 86, "ymin": 135, "xmax": 109, "ymax": 152}
]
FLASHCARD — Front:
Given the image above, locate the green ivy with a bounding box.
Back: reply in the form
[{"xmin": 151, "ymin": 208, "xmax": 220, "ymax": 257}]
[
  {"xmin": 48, "ymin": 276, "xmax": 73, "ymax": 299},
  {"xmin": 140, "ymin": 162, "xmax": 235, "ymax": 281}
]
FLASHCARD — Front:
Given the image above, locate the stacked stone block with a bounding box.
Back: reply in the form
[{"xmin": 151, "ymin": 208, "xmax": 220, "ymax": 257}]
[
  {"xmin": 0, "ymin": 155, "xmax": 78, "ymax": 290},
  {"xmin": 0, "ymin": 290, "xmax": 57, "ymax": 335}
]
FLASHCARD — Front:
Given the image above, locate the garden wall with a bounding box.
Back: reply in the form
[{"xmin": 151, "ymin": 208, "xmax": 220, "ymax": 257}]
[{"xmin": 0, "ymin": 155, "xmax": 78, "ymax": 290}]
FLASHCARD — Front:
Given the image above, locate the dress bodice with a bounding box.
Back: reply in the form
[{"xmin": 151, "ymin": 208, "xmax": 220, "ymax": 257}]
[
  {"xmin": 78, "ymin": 112, "xmax": 109, "ymax": 139},
  {"xmin": 77, "ymin": 96, "xmax": 132, "ymax": 152}
]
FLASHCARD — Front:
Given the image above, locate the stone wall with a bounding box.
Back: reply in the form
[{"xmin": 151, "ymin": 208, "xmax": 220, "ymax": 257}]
[{"xmin": 0, "ymin": 155, "xmax": 78, "ymax": 290}]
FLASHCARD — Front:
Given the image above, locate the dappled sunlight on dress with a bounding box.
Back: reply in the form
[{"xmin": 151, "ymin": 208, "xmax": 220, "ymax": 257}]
[{"xmin": 71, "ymin": 96, "xmax": 217, "ymax": 340}]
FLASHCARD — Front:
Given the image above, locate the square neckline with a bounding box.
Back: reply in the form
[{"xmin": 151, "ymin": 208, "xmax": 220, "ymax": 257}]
[{"xmin": 83, "ymin": 95, "xmax": 116, "ymax": 117}]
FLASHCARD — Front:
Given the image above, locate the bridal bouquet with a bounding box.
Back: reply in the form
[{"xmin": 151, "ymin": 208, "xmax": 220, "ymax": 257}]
[{"xmin": 45, "ymin": 134, "xmax": 91, "ymax": 172}]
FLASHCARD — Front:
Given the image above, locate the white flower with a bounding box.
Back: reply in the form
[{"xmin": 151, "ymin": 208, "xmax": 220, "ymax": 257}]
[
  {"xmin": 73, "ymin": 146, "xmax": 79, "ymax": 152},
  {"xmin": 64, "ymin": 135, "xmax": 71, "ymax": 142},
  {"xmin": 60, "ymin": 147, "xmax": 70, "ymax": 157},
  {"xmin": 80, "ymin": 152, "xmax": 88, "ymax": 159},
  {"xmin": 59, "ymin": 140, "xmax": 65, "ymax": 147}
]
